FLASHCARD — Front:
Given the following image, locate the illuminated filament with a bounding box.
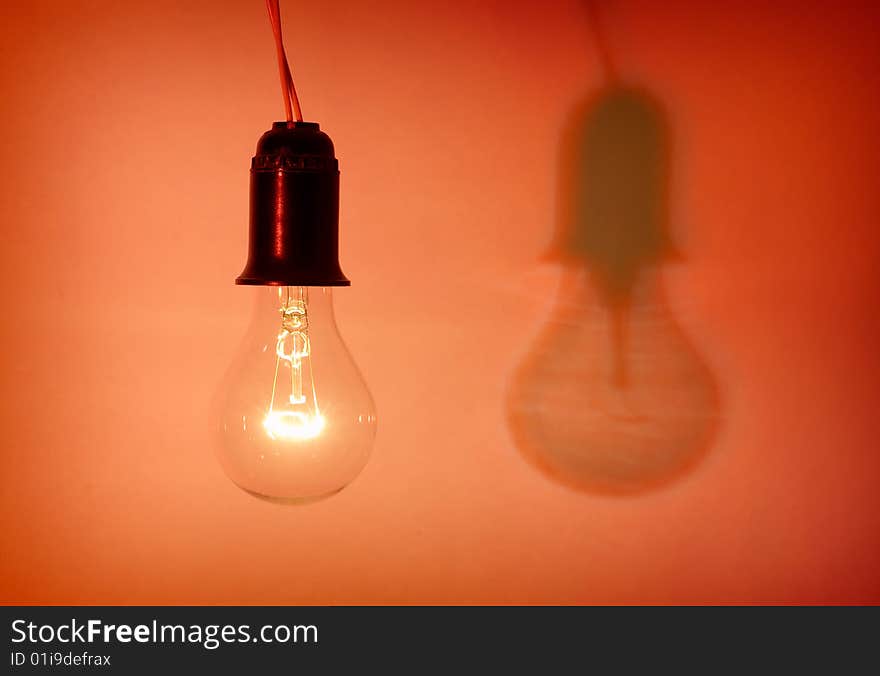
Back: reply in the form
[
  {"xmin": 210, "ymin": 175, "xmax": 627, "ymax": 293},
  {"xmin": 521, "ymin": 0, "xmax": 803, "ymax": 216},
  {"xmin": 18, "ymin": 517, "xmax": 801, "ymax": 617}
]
[{"xmin": 263, "ymin": 287, "xmax": 325, "ymax": 440}]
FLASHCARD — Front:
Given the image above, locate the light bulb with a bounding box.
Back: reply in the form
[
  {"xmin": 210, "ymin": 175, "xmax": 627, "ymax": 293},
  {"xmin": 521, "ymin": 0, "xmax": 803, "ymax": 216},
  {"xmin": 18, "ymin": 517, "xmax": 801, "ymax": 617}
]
[
  {"xmin": 220, "ymin": 118, "xmax": 373, "ymax": 502},
  {"xmin": 217, "ymin": 285, "xmax": 376, "ymax": 503}
]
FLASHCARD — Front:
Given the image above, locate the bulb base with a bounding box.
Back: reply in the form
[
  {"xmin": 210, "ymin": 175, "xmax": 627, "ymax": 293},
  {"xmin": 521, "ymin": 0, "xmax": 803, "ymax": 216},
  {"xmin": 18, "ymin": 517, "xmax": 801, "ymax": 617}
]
[{"xmin": 236, "ymin": 121, "xmax": 350, "ymax": 287}]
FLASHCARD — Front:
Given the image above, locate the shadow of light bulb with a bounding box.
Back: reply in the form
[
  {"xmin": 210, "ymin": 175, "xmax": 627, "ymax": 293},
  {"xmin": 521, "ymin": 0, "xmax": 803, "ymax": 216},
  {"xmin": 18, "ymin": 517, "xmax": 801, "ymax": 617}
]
[{"xmin": 507, "ymin": 87, "xmax": 720, "ymax": 495}]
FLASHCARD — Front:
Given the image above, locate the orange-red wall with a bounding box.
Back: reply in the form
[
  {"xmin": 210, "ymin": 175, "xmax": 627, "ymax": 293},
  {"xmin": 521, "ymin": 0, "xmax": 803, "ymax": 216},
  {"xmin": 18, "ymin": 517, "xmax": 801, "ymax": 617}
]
[{"xmin": 1, "ymin": 0, "xmax": 878, "ymax": 603}]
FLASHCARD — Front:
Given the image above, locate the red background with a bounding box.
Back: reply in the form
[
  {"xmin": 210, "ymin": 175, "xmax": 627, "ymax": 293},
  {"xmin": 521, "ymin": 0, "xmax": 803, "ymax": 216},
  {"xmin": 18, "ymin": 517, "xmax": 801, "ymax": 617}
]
[{"xmin": 1, "ymin": 0, "xmax": 878, "ymax": 603}]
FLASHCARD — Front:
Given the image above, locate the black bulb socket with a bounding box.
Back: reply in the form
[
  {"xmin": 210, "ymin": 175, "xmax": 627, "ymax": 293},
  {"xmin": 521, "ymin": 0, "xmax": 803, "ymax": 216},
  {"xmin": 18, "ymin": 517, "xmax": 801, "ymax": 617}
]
[{"xmin": 236, "ymin": 121, "xmax": 350, "ymax": 286}]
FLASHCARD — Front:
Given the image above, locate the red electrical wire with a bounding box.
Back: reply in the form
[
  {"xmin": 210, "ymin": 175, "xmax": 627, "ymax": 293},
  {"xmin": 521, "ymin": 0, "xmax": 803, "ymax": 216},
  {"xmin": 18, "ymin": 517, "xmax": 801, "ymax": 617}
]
[{"xmin": 266, "ymin": 0, "xmax": 303, "ymax": 122}]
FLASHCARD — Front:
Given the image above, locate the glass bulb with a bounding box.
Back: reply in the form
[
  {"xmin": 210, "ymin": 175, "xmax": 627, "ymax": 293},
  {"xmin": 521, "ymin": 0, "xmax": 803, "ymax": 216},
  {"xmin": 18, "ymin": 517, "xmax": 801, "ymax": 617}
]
[{"xmin": 217, "ymin": 286, "xmax": 376, "ymax": 503}]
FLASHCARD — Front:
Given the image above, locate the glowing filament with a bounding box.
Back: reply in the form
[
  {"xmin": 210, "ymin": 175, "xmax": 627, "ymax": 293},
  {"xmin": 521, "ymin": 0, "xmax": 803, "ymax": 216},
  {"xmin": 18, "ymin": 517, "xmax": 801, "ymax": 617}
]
[
  {"xmin": 263, "ymin": 410, "xmax": 325, "ymax": 440},
  {"xmin": 264, "ymin": 287, "xmax": 323, "ymax": 441}
]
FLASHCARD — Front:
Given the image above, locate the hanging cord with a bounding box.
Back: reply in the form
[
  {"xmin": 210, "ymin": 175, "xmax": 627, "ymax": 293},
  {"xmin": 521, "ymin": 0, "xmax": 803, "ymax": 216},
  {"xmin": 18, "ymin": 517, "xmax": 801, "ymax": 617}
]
[{"xmin": 266, "ymin": 0, "xmax": 303, "ymax": 122}]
